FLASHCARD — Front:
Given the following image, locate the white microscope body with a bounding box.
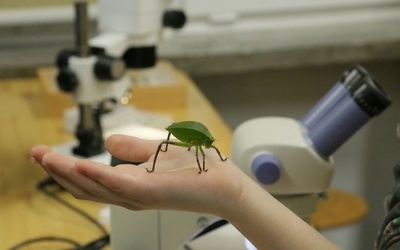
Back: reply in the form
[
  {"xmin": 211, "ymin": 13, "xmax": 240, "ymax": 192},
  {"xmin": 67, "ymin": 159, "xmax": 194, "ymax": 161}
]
[
  {"xmin": 232, "ymin": 117, "xmax": 334, "ymax": 220},
  {"xmin": 91, "ymin": 0, "xmax": 186, "ymax": 68},
  {"xmin": 231, "ymin": 65, "xmax": 391, "ymax": 221}
]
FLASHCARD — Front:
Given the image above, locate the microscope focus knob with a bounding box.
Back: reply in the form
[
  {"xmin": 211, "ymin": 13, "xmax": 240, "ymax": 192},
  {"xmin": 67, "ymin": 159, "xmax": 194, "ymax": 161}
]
[
  {"xmin": 251, "ymin": 154, "xmax": 281, "ymax": 185},
  {"xmin": 56, "ymin": 68, "xmax": 78, "ymax": 92},
  {"xmin": 94, "ymin": 55, "xmax": 126, "ymax": 80},
  {"xmin": 163, "ymin": 10, "xmax": 187, "ymax": 29}
]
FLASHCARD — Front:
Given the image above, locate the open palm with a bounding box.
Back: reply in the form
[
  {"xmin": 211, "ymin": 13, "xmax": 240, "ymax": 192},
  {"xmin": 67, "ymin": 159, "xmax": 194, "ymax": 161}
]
[{"xmin": 31, "ymin": 134, "xmax": 244, "ymax": 218}]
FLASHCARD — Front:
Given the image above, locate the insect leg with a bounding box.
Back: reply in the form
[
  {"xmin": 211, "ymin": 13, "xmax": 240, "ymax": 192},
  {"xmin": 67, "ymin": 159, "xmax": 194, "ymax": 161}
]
[
  {"xmin": 211, "ymin": 145, "xmax": 228, "ymax": 162},
  {"xmin": 188, "ymin": 139, "xmax": 194, "ymax": 151},
  {"xmin": 199, "ymin": 146, "xmax": 207, "ymax": 172},
  {"xmin": 194, "ymin": 146, "xmax": 202, "ymax": 174},
  {"xmin": 161, "ymin": 132, "xmax": 172, "ymax": 152},
  {"xmin": 147, "ymin": 141, "xmax": 168, "ymax": 173}
]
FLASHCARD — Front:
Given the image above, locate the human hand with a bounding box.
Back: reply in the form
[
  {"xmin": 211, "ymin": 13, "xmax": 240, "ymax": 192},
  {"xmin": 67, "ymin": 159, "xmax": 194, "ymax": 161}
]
[
  {"xmin": 31, "ymin": 135, "xmax": 341, "ymax": 250},
  {"xmin": 30, "ymin": 135, "xmax": 245, "ymax": 218}
]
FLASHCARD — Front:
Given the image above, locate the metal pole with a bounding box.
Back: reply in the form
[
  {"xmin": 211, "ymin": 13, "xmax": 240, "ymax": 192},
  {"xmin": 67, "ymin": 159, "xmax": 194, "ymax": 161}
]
[{"xmin": 74, "ymin": 1, "xmax": 90, "ymax": 57}]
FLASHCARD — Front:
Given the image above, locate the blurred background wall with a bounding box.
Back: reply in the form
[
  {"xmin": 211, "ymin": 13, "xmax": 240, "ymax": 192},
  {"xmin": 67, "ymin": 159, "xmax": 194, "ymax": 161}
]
[{"xmin": 0, "ymin": 0, "xmax": 399, "ymax": 77}]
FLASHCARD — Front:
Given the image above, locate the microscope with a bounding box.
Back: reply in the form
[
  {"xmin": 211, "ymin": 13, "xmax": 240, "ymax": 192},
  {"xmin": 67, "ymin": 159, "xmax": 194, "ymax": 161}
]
[
  {"xmin": 55, "ymin": 0, "xmax": 186, "ymax": 157},
  {"xmin": 231, "ymin": 64, "xmax": 391, "ymax": 222}
]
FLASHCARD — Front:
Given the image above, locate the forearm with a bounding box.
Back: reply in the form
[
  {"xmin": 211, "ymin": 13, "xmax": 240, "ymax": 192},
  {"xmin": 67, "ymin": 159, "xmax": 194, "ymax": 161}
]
[{"xmin": 223, "ymin": 174, "xmax": 339, "ymax": 250}]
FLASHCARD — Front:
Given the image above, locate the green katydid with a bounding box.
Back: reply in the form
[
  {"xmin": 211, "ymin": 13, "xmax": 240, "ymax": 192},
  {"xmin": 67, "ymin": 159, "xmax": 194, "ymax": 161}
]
[{"xmin": 147, "ymin": 121, "xmax": 228, "ymax": 173}]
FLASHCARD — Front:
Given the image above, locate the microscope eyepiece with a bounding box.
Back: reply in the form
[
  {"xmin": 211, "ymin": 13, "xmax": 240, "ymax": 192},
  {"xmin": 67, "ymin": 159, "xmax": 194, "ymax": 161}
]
[
  {"xmin": 341, "ymin": 64, "xmax": 391, "ymax": 116},
  {"xmin": 301, "ymin": 64, "xmax": 391, "ymax": 158},
  {"xmin": 341, "ymin": 64, "xmax": 369, "ymax": 91},
  {"xmin": 352, "ymin": 77, "xmax": 391, "ymax": 116}
]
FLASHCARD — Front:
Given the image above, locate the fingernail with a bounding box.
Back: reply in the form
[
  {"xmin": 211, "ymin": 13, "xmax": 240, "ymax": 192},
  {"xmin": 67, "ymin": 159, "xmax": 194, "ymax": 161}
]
[{"xmin": 30, "ymin": 155, "xmax": 39, "ymax": 163}]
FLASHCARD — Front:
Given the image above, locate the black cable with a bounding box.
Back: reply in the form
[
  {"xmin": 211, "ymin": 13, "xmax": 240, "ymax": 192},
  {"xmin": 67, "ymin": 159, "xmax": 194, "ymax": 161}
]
[
  {"xmin": 37, "ymin": 179, "xmax": 108, "ymax": 236},
  {"xmin": 79, "ymin": 235, "xmax": 110, "ymax": 250},
  {"xmin": 8, "ymin": 236, "xmax": 81, "ymax": 250},
  {"xmin": 8, "ymin": 177, "xmax": 110, "ymax": 250}
]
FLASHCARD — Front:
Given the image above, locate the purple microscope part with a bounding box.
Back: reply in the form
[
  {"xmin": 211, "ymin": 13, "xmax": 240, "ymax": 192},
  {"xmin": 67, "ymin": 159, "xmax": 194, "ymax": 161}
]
[
  {"xmin": 301, "ymin": 82, "xmax": 349, "ymax": 131},
  {"xmin": 251, "ymin": 154, "xmax": 281, "ymax": 185},
  {"xmin": 301, "ymin": 65, "xmax": 391, "ymax": 158},
  {"xmin": 306, "ymin": 95, "xmax": 370, "ymax": 158},
  {"xmin": 301, "ymin": 65, "xmax": 369, "ymax": 132}
]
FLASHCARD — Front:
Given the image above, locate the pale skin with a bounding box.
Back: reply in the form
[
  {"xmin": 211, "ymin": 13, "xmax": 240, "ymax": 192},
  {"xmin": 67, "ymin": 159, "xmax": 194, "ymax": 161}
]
[{"xmin": 30, "ymin": 134, "xmax": 339, "ymax": 250}]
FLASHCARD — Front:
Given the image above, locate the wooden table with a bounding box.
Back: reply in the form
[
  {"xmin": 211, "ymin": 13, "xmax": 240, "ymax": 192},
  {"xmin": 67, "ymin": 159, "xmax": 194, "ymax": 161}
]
[{"xmin": 0, "ymin": 61, "xmax": 366, "ymax": 249}]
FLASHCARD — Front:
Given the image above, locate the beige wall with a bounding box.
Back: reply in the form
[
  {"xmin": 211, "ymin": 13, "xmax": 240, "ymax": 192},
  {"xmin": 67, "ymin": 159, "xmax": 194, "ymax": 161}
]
[{"xmin": 0, "ymin": 0, "xmax": 96, "ymax": 9}]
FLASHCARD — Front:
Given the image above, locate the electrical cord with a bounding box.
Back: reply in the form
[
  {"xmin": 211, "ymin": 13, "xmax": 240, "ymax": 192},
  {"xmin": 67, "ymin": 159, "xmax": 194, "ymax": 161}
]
[
  {"xmin": 37, "ymin": 178, "xmax": 108, "ymax": 236},
  {"xmin": 8, "ymin": 236, "xmax": 81, "ymax": 250},
  {"xmin": 8, "ymin": 177, "xmax": 110, "ymax": 250}
]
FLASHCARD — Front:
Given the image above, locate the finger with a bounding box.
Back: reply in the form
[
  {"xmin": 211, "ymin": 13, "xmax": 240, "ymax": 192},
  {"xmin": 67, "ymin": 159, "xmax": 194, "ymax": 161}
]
[
  {"xmin": 76, "ymin": 159, "xmax": 147, "ymax": 196},
  {"xmin": 105, "ymin": 135, "xmax": 161, "ymax": 162},
  {"xmin": 74, "ymin": 159, "xmax": 145, "ymax": 203},
  {"xmin": 44, "ymin": 168, "xmax": 95, "ymax": 199},
  {"xmin": 76, "ymin": 160, "xmax": 156, "ymax": 210},
  {"xmin": 80, "ymin": 159, "xmax": 213, "ymax": 209},
  {"xmin": 41, "ymin": 151, "xmax": 131, "ymax": 204},
  {"xmin": 46, "ymin": 168, "xmax": 145, "ymax": 210},
  {"xmin": 32, "ymin": 146, "xmax": 80, "ymax": 181},
  {"xmin": 30, "ymin": 145, "xmax": 55, "ymax": 163}
]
